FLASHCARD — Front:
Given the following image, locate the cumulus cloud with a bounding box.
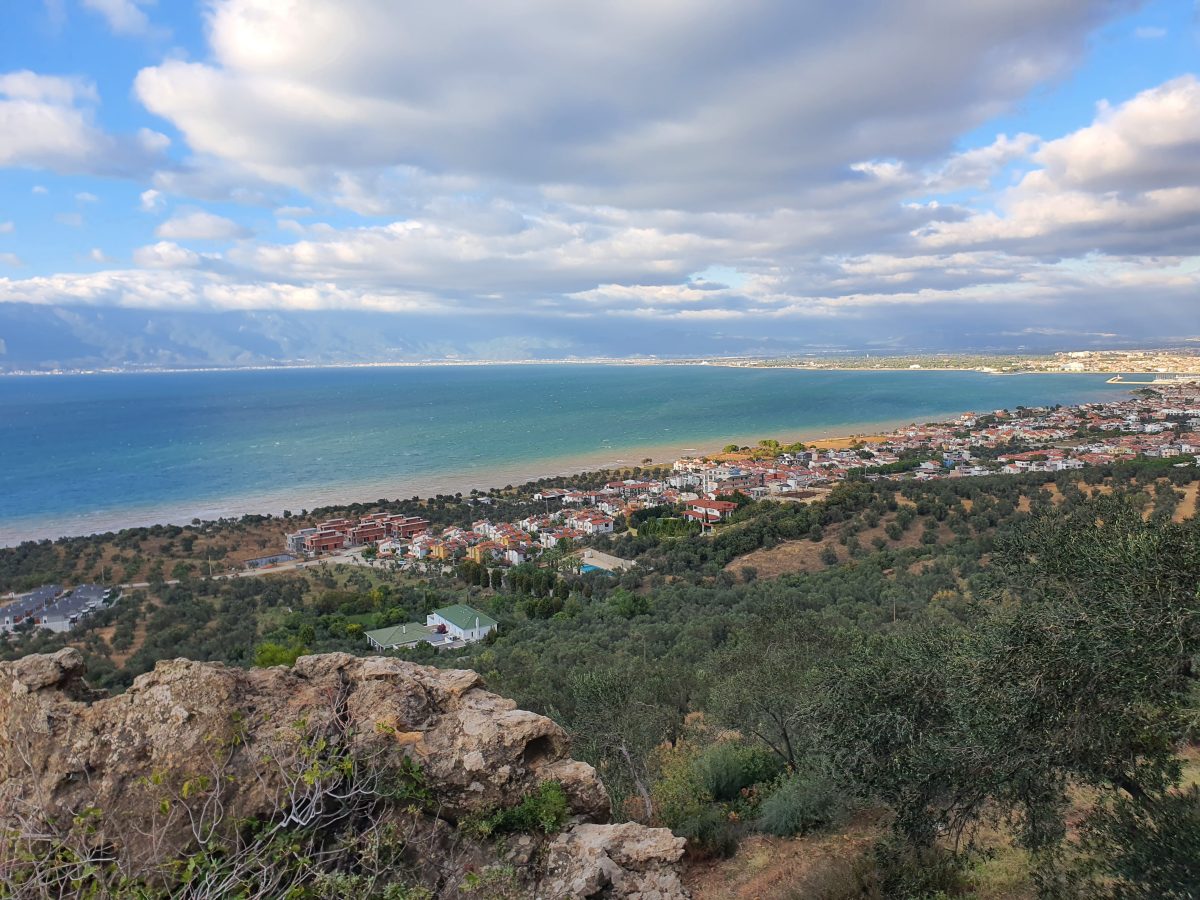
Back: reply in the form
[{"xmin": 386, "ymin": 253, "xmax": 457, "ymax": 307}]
[
  {"xmin": 156, "ymin": 210, "xmax": 250, "ymax": 241},
  {"xmin": 0, "ymin": 268, "xmax": 439, "ymax": 313},
  {"xmin": 0, "ymin": 69, "xmax": 165, "ymax": 175},
  {"xmin": 139, "ymin": 188, "xmax": 164, "ymax": 212},
  {"xmin": 132, "ymin": 241, "xmax": 201, "ymax": 268},
  {"xmin": 6, "ymin": 2, "xmax": 1199, "ymax": 357},
  {"xmin": 917, "ymin": 76, "xmax": 1200, "ymax": 256}
]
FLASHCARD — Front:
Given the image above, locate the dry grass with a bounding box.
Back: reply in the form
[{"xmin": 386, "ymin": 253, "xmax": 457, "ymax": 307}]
[
  {"xmin": 1173, "ymin": 481, "xmax": 1200, "ymax": 522},
  {"xmin": 724, "ymin": 512, "xmax": 941, "ymax": 581},
  {"xmin": 684, "ymin": 811, "xmax": 884, "ymax": 900}
]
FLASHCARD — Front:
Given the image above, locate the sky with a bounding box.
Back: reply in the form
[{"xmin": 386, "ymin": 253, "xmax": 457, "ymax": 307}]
[{"xmin": 0, "ymin": 0, "xmax": 1198, "ymax": 368}]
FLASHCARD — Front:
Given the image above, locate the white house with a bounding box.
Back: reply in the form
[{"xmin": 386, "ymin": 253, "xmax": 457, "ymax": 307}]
[{"xmin": 426, "ymin": 604, "xmax": 499, "ymax": 642}]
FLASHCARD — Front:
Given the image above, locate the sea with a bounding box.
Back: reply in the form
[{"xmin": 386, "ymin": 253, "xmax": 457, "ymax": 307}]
[{"xmin": 0, "ymin": 365, "xmax": 1131, "ymax": 545}]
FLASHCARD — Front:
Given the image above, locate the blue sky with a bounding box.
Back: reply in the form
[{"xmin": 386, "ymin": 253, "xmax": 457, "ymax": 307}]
[{"xmin": 0, "ymin": 0, "xmax": 1198, "ymax": 368}]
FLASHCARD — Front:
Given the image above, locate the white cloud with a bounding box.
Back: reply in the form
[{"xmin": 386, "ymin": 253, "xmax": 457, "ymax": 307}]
[
  {"xmin": 81, "ymin": 0, "xmax": 154, "ymax": 36},
  {"xmin": 76, "ymin": 191, "xmax": 99, "ymax": 203},
  {"xmin": 132, "ymin": 241, "xmax": 201, "ymax": 268},
  {"xmin": 134, "ymin": 0, "xmax": 1116, "ymax": 209},
  {"xmin": 0, "ymin": 252, "xmax": 22, "ymax": 267},
  {"xmin": 0, "ymin": 70, "xmax": 95, "ymax": 104},
  {"xmin": 1134, "ymin": 25, "xmax": 1167, "ymax": 38},
  {"xmin": 156, "ymin": 210, "xmax": 250, "ymax": 241},
  {"xmin": 0, "ymin": 221, "xmax": 12, "ymax": 233},
  {"xmin": 55, "ymin": 212, "xmax": 84, "ymax": 227},
  {"xmin": 7, "ymin": 3, "xmax": 1199, "ymax": 355},
  {"xmin": 917, "ymin": 77, "xmax": 1200, "ymax": 256},
  {"xmin": 927, "ymin": 133, "xmax": 1039, "ymax": 191},
  {"xmin": 0, "ymin": 268, "xmax": 440, "ymax": 313},
  {"xmin": 139, "ymin": 188, "xmax": 164, "ymax": 212},
  {"xmin": 88, "ymin": 248, "xmax": 113, "ymax": 263},
  {"xmin": 0, "ymin": 69, "xmax": 166, "ymax": 175},
  {"xmin": 31, "ymin": 184, "xmax": 47, "ymax": 194}
]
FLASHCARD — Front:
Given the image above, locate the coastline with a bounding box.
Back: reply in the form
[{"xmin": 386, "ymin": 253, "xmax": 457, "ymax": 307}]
[
  {"xmin": 0, "ymin": 411, "xmax": 947, "ymax": 547},
  {"xmin": 3, "ymin": 357, "xmax": 1198, "ymax": 379}
]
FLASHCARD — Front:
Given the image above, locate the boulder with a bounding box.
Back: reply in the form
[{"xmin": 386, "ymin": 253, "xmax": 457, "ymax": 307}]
[{"xmin": 0, "ymin": 650, "xmax": 686, "ymax": 898}]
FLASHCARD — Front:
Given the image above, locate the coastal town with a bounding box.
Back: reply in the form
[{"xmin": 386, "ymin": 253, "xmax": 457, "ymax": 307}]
[
  {"xmin": 5, "ymin": 381, "xmax": 1197, "ymax": 649},
  {"xmin": 278, "ymin": 380, "xmax": 1200, "ymax": 570}
]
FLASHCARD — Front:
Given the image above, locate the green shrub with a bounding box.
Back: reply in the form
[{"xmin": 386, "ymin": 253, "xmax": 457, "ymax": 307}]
[
  {"xmin": 696, "ymin": 743, "xmax": 781, "ymax": 802},
  {"xmin": 756, "ymin": 765, "xmax": 849, "ymax": 837},
  {"xmin": 466, "ymin": 781, "xmax": 571, "ymax": 838},
  {"xmin": 869, "ymin": 835, "xmax": 967, "ymax": 898},
  {"xmin": 674, "ymin": 806, "xmax": 740, "ymax": 859}
]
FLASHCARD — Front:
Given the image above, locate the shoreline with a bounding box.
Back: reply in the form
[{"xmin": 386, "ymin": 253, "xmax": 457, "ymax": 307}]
[
  {"xmin": 3, "ymin": 359, "xmax": 1199, "ymax": 379},
  {"xmin": 0, "ymin": 411, "xmax": 950, "ymax": 547}
]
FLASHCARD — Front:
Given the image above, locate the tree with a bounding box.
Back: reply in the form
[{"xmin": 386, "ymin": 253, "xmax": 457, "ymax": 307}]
[
  {"xmin": 710, "ymin": 620, "xmax": 850, "ymax": 769},
  {"xmin": 816, "ymin": 497, "xmax": 1200, "ymax": 855},
  {"xmin": 567, "ymin": 669, "xmax": 674, "ymax": 821}
]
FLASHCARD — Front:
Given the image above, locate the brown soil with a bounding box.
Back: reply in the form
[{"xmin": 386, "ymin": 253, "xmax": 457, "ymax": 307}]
[
  {"xmin": 685, "ymin": 811, "xmax": 884, "ymax": 900},
  {"xmin": 725, "ymin": 513, "xmax": 938, "ymax": 580},
  {"xmin": 1174, "ymin": 481, "xmax": 1199, "ymax": 522}
]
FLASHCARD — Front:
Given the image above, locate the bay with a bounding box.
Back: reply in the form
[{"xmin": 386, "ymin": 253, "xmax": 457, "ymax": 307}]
[{"xmin": 0, "ymin": 365, "xmax": 1128, "ymax": 544}]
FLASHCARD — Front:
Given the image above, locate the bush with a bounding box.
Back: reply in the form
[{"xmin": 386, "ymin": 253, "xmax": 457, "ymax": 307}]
[
  {"xmin": 674, "ymin": 805, "xmax": 740, "ymax": 859},
  {"xmin": 756, "ymin": 765, "xmax": 849, "ymax": 837},
  {"xmin": 869, "ymin": 835, "xmax": 966, "ymax": 898},
  {"xmin": 696, "ymin": 743, "xmax": 781, "ymax": 802},
  {"xmin": 467, "ymin": 781, "xmax": 571, "ymax": 837}
]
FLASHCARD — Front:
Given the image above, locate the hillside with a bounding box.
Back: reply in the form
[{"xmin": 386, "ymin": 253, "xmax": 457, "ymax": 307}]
[{"xmin": 3, "ymin": 458, "xmax": 1199, "ymax": 897}]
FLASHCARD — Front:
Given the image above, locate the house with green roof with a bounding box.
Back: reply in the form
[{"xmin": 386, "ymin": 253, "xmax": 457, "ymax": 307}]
[
  {"xmin": 427, "ymin": 604, "xmax": 498, "ymax": 642},
  {"xmin": 364, "ymin": 604, "xmax": 497, "ymax": 653},
  {"xmin": 364, "ymin": 621, "xmax": 442, "ymax": 652}
]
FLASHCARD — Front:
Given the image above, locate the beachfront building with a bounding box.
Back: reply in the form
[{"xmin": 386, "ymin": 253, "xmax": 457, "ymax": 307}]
[{"xmin": 286, "ymin": 513, "xmax": 431, "ymax": 556}]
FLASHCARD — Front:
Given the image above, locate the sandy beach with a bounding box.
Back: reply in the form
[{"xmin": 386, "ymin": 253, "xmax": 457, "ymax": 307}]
[{"xmin": 0, "ymin": 411, "xmax": 946, "ymax": 546}]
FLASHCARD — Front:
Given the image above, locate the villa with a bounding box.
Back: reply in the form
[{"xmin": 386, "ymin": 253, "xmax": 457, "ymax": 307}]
[{"xmin": 364, "ymin": 604, "xmax": 498, "ymax": 652}]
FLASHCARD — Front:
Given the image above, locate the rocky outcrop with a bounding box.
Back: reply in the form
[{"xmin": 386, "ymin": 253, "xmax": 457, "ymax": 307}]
[
  {"xmin": 0, "ymin": 648, "xmax": 687, "ymax": 898},
  {"xmin": 542, "ymin": 823, "xmax": 689, "ymax": 900}
]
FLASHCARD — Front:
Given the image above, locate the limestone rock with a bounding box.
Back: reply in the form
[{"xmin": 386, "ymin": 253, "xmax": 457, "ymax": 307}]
[
  {"xmin": 0, "ymin": 650, "xmax": 684, "ymax": 897},
  {"xmin": 541, "ymin": 822, "xmax": 689, "ymax": 899}
]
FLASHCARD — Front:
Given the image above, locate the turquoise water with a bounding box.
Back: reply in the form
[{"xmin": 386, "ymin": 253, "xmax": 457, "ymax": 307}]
[{"xmin": 0, "ymin": 365, "xmax": 1127, "ymax": 543}]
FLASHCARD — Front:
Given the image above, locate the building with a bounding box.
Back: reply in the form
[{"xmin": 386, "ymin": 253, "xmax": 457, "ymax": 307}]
[
  {"xmin": 1, "ymin": 584, "xmax": 112, "ymax": 633},
  {"xmin": 364, "ymin": 604, "xmax": 498, "ymax": 652},
  {"xmin": 683, "ymin": 499, "xmax": 737, "ymax": 524},
  {"xmin": 305, "ymin": 530, "xmax": 349, "ymax": 553},
  {"xmin": 426, "ymin": 604, "xmax": 498, "ymax": 642},
  {"xmin": 364, "ymin": 621, "xmax": 452, "ymax": 651},
  {"xmin": 285, "ymin": 527, "xmax": 317, "ymax": 554}
]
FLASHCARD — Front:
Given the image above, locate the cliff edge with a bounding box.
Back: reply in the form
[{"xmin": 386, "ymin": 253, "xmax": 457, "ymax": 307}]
[{"xmin": 0, "ymin": 648, "xmax": 687, "ymax": 898}]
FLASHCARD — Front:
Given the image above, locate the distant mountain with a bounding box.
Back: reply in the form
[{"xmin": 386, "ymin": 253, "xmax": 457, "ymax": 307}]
[{"xmin": 0, "ymin": 302, "xmax": 1172, "ymax": 372}]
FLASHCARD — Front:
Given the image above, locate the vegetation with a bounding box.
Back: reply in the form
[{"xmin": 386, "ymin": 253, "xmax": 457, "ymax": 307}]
[{"xmin": 3, "ymin": 456, "xmax": 1199, "ymax": 895}]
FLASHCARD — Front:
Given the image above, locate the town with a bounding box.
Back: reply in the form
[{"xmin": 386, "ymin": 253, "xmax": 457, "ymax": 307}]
[
  {"xmin": 270, "ymin": 383, "xmax": 1200, "ymax": 654},
  {"xmin": 6, "ymin": 384, "xmax": 1197, "ymax": 652}
]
